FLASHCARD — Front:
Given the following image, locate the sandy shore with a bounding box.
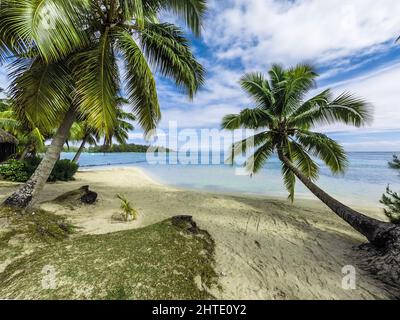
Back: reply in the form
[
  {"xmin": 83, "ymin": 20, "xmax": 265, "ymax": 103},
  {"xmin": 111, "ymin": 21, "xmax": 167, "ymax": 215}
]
[{"xmin": 0, "ymin": 167, "xmax": 394, "ymax": 299}]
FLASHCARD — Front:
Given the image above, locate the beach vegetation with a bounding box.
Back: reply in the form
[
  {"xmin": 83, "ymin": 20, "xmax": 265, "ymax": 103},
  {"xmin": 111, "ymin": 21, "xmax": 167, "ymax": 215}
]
[
  {"xmin": 222, "ymin": 64, "xmax": 400, "ymax": 282},
  {"xmin": 0, "ymin": 158, "xmax": 78, "ymax": 183},
  {"xmin": 381, "ymin": 155, "xmax": 400, "ymax": 224},
  {"xmin": 116, "ymin": 194, "xmax": 138, "ymax": 221},
  {"xmin": 0, "ymin": 217, "xmax": 217, "ymax": 299},
  {"xmin": 82, "ymin": 143, "xmax": 170, "ymax": 153},
  {"xmin": 68, "ymin": 98, "xmax": 135, "ymax": 163},
  {"xmin": 0, "ymin": 0, "xmax": 206, "ymax": 208},
  {"xmin": 0, "ymin": 91, "xmax": 48, "ymax": 161}
]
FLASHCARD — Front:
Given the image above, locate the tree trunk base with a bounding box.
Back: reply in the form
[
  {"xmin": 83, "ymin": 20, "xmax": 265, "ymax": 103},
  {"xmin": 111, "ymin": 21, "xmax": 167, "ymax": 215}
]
[
  {"xmin": 3, "ymin": 180, "xmax": 37, "ymax": 208},
  {"xmin": 355, "ymin": 226, "xmax": 400, "ymax": 296}
]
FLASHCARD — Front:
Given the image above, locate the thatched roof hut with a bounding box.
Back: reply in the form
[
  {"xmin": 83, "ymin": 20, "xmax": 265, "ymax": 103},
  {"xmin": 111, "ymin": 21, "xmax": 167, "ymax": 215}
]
[{"xmin": 0, "ymin": 129, "xmax": 18, "ymax": 162}]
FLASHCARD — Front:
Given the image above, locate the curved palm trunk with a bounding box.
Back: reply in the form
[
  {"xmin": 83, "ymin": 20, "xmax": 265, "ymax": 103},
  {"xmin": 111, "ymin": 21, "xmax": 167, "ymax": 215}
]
[
  {"xmin": 278, "ymin": 151, "xmax": 395, "ymax": 245},
  {"xmin": 18, "ymin": 145, "xmax": 33, "ymax": 161},
  {"xmin": 72, "ymin": 135, "xmax": 88, "ymax": 163},
  {"xmin": 3, "ymin": 108, "xmax": 76, "ymax": 209}
]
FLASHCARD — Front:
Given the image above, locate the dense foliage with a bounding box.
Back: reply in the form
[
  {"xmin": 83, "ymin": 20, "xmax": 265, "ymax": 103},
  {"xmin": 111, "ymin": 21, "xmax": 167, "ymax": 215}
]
[
  {"xmin": 0, "ymin": 158, "xmax": 78, "ymax": 183},
  {"xmin": 381, "ymin": 155, "xmax": 400, "ymax": 224},
  {"xmin": 63, "ymin": 143, "xmax": 170, "ymax": 153}
]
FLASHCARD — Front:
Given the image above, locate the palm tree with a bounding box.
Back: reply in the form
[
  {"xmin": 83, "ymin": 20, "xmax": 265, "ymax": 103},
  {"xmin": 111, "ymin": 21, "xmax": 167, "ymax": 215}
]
[
  {"xmin": 222, "ymin": 64, "xmax": 399, "ymax": 248},
  {"xmin": 0, "ymin": 0, "xmax": 206, "ymax": 208},
  {"xmin": 70, "ymin": 103, "xmax": 135, "ymax": 163},
  {"xmin": 102, "ymin": 98, "xmax": 136, "ymax": 149},
  {"xmin": 68, "ymin": 122, "xmax": 100, "ymax": 163}
]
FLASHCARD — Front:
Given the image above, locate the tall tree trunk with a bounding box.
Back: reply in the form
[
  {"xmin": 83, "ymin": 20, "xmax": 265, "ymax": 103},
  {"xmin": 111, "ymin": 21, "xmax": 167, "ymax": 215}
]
[
  {"xmin": 278, "ymin": 150, "xmax": 395, "ymax": 246},
  {"xmin": 3, "ymin": 108, "xmax": 76, "ymax": 209},
  {"xmin": 72, "ymin": 135, "xmax": 88, "ymax": 163},
  {"xmin": 18, "ymin": 145, "xmax": 31, "ymax": 161}
]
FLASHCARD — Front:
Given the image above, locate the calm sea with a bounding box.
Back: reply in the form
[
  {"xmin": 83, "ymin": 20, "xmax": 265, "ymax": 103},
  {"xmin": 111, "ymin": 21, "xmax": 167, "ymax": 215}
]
[{"xmin": 61, "ymin": 151, "xmax": 400, "ymax": 207}]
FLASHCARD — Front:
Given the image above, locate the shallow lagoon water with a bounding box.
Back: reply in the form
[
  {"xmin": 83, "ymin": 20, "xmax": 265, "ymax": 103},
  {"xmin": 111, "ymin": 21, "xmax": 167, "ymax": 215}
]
[{"xmin": 61, "ymin": 151, "xmax": 400, "ymax": 207}]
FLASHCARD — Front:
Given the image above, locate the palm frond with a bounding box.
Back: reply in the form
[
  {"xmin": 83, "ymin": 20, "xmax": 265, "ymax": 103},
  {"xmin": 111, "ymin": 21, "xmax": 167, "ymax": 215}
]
[
  {"xmin": 225, "ymin": 131, "xmax": 272, "ymax": 165},
  {"xmin": 73, "ymin": 28, "xmax": 119, "ymax": 137},
  {"xmin": 9, "ymin": 57, "xmax": 73, "ymax": 129},
  {"xmin": 268, "ymin": 64, "xmax": 286, "ymax": 105},
  {"xmin": 29, "ymin": 126, "xmax": 45, "ymax": 151},
  {"xmin": 0, "ymin": 110, "xmax": 20, "ymax": 130},
  {"xmin": 289, "ymin": 92, "xmax": 372, "ymax": 128},
  {"xmin": 282, "ymin": 64, "xmax": 317, "ymax": 116},
  {"xmin": 295, "ymin": 130, "xmax": 348, "ymax": 174},
  {"xmin": 288, "ymin": 139, "xmax": 319, "ymax": 180},
  {"xmin": 115, "ymin": 28, "xmax": 160, "ymax": 134},
  {"xmin": 244, "ymin": 139, "xmax": 274, "ymax": 174},
  {"xmin": 0, "ymin": 0, "xmax": 89, "ymax": 62},
  {"xmin": 281, "ymin": 162, "xmax": 296, "ymax": 202},
  {"xmin": 222, "ymin": 108, "xmax": 276, "ymax": 130},
  {"xmin": 144, "ymin": 0, "xmax": 206, "ymax": 36},
  {"xmin": 140, "ymin": 23, "xmax": 204, "ymax": 99},
  {"xmin": 288, "ymin": 89, "xmax": 332, "ymax": 126},
  {"xmin": 240, "ymin": 72, "xmax": 274, "ymax": 110}
]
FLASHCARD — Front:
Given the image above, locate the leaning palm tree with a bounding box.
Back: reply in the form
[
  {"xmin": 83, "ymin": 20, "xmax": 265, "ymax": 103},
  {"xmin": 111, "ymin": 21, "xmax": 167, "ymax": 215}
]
[
  {"xmin": 0, "ymin": 0, "xmax": 206, "ymax": 208},
  {"xmin": 70, "ymin": 103, "xmax": 135, "ymax": 163},
  {"xmin": 102, "ymin": 98, "xmax": 136, "ymax": 149},
  {"xmin": 222, "ymin": 64, "xmax": 400, "ymax": 262},
  {"xmin": 68, "ymin": 122, "xmax": 100, "ymax": 163}
]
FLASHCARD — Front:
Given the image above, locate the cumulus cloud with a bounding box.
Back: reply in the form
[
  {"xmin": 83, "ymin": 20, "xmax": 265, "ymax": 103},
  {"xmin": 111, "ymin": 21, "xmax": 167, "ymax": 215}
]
[
  {"xmin": 318, "ymin": 63, "xmax": 400, "ymax": 132},
  {"xmin": 205, "ymin": 0, "xmax": 400, "ymax": 71}
]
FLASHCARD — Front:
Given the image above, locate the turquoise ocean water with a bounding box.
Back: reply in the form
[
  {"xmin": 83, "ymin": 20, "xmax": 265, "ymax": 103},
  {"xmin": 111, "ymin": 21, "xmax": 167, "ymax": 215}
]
[{"xmin": 61, "ymin": 151, "xmax": 400, "ymax": 207}]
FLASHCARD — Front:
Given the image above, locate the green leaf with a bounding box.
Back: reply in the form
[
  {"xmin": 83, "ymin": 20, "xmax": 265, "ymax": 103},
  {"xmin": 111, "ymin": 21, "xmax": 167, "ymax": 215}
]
[
  {"xmin": 0, "ymin": 0, "xmax": 90, "ymax": 62},
  {"xmin": 222, "ymin": 108, "xmax": 276, "ymax": 130},
  {"xmin": 140, "ymin": 23, "xmax": 204, "ymax": 99},
  {"xmin": 9, "ymin": 57, "xmax": 73, "ymax": 129},
  {"xmin": 240, "ymin": 72, "xmax": 274, "ymax": 110},
  {"xmin": 115, "ymin": 28, "xmax": 160, "ymax": 134},
  {"xmin": 73, "ymin": 28, "xmax": 119, "ymax": 138},
  {"xmin": 288, "ymin": 139, "xmax": 319, "ymax": 180},
  {"xmin": 295, "ymin": 130, "xmax": 348, "ymax": 174},
  {"xmin": 144, "ymin": 0, "xmax": 207, "ymax": 36}
]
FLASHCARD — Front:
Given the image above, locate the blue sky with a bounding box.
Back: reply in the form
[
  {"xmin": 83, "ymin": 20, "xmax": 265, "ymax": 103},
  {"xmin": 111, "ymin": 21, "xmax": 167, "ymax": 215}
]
[
  {"xmin": 1, "ymin": 0, "xmax": 400, "ymax": 151},
  {"xmin": 141, "ymin": 0, "xmax": 400, "ymax": 152}
]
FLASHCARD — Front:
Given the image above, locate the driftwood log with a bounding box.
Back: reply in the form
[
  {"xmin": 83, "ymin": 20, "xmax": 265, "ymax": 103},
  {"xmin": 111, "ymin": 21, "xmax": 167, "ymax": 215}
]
[{"xmin": 53, "ymin": 185, "xmax": 97, "ymax": 205}]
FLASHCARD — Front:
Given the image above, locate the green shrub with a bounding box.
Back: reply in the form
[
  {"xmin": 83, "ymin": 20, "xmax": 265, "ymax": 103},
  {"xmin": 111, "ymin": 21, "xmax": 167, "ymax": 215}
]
[
  {"xmin": 0, "ymin": 158, "xmax": 78, "ymax": 183},
  {"xmin": 381, "ymin": 187, "xmax": 400, "ymax": 224},
  {"xmin": 48, "ymin": 159, "xmax": 79, "ymax": 182},
  {"xmin": 382, "ymin": 155, "xmax": 400, "ymax": 224},
  {"xmin": 0, "ymin": 160, "xmax": 30, "ymax": 182}
]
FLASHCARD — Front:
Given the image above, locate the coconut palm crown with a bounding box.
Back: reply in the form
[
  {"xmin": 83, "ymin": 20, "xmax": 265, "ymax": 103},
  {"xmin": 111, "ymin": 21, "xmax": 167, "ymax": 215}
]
[
  {"xmin": 0, "ymin": 0, "xmax": 206, "ymax": 208},
  {"xmin": 222, "ymin": 64, "xmax": 372, "ymax": 201},
  {"xmin": 0, "ymin": 0, "xmax": 206, "ymax": 136}
]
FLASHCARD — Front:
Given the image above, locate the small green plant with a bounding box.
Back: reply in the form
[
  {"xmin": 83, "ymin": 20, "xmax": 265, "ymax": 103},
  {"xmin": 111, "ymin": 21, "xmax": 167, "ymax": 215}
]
[{"xmin": 116, "ymin": 194, "xmax": 138, "ymax": 222}]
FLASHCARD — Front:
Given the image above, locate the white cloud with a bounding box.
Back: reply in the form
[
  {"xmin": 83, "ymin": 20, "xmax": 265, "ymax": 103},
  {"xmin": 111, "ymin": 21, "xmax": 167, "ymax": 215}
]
[
  {"xmin": 318, "ymin": 63, "xmax": 400, "ymax": 133},
  {"xmin": 205, "ymin": 0, "xmax": 400, "ymax": 71},
  {"xmin": 341, "ymin": 140, "xmax": 400, "ymax": 152},
  {"xmin": 155, "ymin": 61, "xmax": 400, "ymax": 134}
]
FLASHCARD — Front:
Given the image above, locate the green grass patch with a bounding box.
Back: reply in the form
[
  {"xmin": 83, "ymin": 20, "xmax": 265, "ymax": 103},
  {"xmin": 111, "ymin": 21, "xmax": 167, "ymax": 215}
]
[
  {"xmin": 0, "ymin": 207, "xmax": 74, "ymax": 243},
  {"xmin": 0, "ymin": 207, "xmax": 75, "ymax": 269},
  {"xmin": 0, "ymin": 216, "xmax": 218, "ymax": 300}
]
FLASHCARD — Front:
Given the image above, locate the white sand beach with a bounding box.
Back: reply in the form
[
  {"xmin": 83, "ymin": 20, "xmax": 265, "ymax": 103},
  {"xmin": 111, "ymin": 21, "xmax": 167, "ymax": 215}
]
[{"xmin": 0, "ymin": 167, "xmax": 395, "ymax": 299}]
